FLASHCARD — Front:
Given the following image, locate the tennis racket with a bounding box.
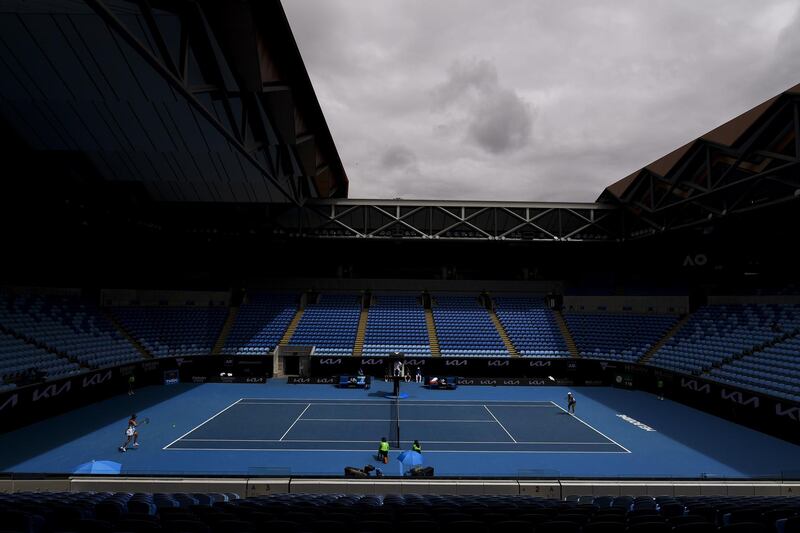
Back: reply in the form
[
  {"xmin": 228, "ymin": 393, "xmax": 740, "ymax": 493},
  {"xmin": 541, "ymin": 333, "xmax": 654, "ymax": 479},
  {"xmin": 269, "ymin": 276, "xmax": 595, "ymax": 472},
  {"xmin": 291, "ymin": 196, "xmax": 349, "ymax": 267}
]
[{"xmin": 140, "ymin": 417, "xmax": 150, "ymax": 425}]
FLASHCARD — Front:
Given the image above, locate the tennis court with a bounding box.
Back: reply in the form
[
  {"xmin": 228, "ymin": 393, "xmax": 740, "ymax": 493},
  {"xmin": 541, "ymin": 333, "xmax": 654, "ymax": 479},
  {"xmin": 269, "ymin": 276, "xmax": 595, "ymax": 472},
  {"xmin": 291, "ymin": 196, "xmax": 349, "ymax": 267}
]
[{"xmin": 164, "ymin": 398, "xmax": 629, "ymax": 453}]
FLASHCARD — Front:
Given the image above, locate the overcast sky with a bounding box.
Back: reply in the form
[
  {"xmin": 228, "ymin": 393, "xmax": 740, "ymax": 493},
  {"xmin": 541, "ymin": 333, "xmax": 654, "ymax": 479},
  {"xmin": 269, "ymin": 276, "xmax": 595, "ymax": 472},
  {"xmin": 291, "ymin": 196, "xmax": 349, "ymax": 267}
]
[{"xmin": 283, "ymin": 1, "xmax": 800, "ymax": 202}]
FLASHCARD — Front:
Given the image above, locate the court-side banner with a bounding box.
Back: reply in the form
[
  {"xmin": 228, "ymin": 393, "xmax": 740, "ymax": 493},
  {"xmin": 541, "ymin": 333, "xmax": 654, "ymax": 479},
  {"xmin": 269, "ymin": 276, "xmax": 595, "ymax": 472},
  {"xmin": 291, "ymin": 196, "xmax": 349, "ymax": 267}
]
[
  {"xmin": 615, "ymin": 363, "xmax": 800, "ymax": 444},
  {"xmin": 0, "ymin": 359, "xmax": 168, "ymax": 433},
  {"xmin": 457, "ymin": 377, "xmax": 555, "ymax": 386},
  {"xmin": 287, "ymin": 376, "xmax": 337, "ymax": 384},
  {"xmin": 310, "ymin": 356, "xmax": 599, "ymax": 379}
]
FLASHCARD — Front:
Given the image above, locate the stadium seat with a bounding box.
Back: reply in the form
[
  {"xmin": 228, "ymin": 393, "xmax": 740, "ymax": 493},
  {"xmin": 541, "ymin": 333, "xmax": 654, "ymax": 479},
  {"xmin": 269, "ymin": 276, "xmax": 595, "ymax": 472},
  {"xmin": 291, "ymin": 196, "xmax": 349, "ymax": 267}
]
[
  {"xmin": 222, "ymin": 293, "xmax": 298, "ymax": 356},
  {"xmin": 289, "ymin": 294, "xmax": 361, "ymax": 356}
]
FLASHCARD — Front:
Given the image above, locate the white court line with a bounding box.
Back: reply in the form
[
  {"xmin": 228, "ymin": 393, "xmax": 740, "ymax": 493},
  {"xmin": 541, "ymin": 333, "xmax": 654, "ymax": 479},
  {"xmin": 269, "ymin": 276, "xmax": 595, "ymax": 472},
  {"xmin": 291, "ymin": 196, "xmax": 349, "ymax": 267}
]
[
  {"xmin": 483, "ymin": 405, "xmax": 517, "ymax": 444},
  {"xmin": 237, "ymin": 402, "xmax": 557, "ymax": 408},
  {"xmin": 296, "ymin": 418, "xmax": 496, "ymax": 423},
  {"xmin": 165, "ymin": 447, "xmax": 628, "ymax": 454},
  {"xmin": 548, "ymin": 401, "xmax": 631, "ymax": 454},
  {"xmin": 279, "ymin": 403, "xmax": 311, "ymax": 441},
  {"xmin": 238, "ymin": 398, "xmax": 556, "ymax": 406},
  {"xmin": 162, "ymin": 398, "xmax": 243, "ymax": 450},
  {"xmin": 180, "ymin": 438, "xmax": 621, "ymax": 444}
]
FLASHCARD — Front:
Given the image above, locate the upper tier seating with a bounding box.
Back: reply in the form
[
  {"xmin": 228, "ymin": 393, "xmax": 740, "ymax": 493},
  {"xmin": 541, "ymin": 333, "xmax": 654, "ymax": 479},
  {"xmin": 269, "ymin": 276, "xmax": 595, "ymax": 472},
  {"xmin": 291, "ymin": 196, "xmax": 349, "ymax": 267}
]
[
  {"xmin": 649, "ymin": 304, "xmax": 800, "ymax": 375},
  {"xmin": 0, "ymin": 292, "xmax": 140, "ymax": 369},
  {"xmin": 363, "ymin": 294, "xmax": 431, "ymax": 357},
  {"xmin": 221, "ymin": 293, "xmax": 298, "ymax": 356},
  {"xmin": 0, "ymin": 492, "xmax": 798, "ymax": 533},
  {"xmin": 433, "ymin": 295, "xmax": 508, "ymax": 357},
  {"xmin": 494, "ymin": 296, "xmax": 570, "ymax": 357},
  {"xmin": 289, "ymin": 294, "xmax": 361, "ymax": 356},
  {"xmin": 0, "ymin": 331, "xmax": 82, "ymax": 384},
  {"xmin": 565, "ymin": 312, "xmax": 678, "ymax": 362},
  {"xmin": 112, "ymin": 307, "xmax": 228, "ymax": 358},
  {"xmin": 708, "ymin": 333, "xmax": 800, "ymax": 402}
]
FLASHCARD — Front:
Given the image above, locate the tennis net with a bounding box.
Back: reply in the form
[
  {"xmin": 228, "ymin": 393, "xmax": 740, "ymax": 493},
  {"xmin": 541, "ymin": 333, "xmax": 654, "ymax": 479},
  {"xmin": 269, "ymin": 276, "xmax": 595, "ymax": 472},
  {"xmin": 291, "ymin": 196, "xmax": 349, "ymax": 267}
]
[{"xmin": 389, "ymin": 396, "xmax": 400, "ymax": 448}]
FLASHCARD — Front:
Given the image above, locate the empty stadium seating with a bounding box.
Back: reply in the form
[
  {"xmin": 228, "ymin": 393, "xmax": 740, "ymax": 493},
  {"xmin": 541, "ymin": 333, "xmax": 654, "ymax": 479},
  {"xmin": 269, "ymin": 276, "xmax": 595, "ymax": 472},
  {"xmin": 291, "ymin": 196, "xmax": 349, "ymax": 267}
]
[
  {"xmin": 649, "ymin": 305, "xmax": 800, "ymax": 377},
  {"xmin": 221, "ymin": 293, "xmax": 298, "ymax": 356},
  {"xmin": 362, "ymin": 294, "xmax": 431, "ymax": 357},
  {"xmin": 433, "ymin": 295, "xmax": 508, "ymax": 357},
  {"xmin": 0, "ymin": 292, "xmax": 140, "ymax": 370},
  {"xmin": 494, "ymin": 296, "xmax": 570, "ymax": 357},
  {"xmin": 112, "ymin": 307, "xmax": 228, "ymax": 358},
  {"xmin": 289, "ymin": 294, "xmax": 361, "ymax": 356},
  {"xmin": 0, "ymin": 331, "xmax": 82, "ymax": 384},
  {"xmin": 708, "ymin": 333, "xmax": 800, "ymax": 402},
  {"xmin": 564, "ymin": 312, "xmax": 678, "ymax": 361},
  {"xmin": 0, "ymin": 492, "xmax": 798, "ymax": 533}
]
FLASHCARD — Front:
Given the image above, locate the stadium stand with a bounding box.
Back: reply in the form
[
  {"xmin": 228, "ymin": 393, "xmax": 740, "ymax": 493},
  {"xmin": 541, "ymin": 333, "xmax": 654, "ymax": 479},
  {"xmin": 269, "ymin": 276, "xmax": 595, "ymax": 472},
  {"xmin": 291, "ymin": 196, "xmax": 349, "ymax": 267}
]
[
  {"xmin": 0, "ymin": 292, "xmax": 140, "ymax": 370},
  {"xmin": 708, "ymin": 333, "xmax": 800, "ymax": 402},
  {"xmin": 221, "ymin": 293, "xmax": 298, "ymax": 356},
  {"xmin": 0, "ymin": 331, "xmax": 82, "ymax": 385},
  {"xmin": 362, "ymin": 294, "xmax": 432, "ymax": 357},
  {"xmin": 0, "ymin": 492, "xmax": 797, "ymax": 532},
  {"xmin": 494, "ymin": 296, "xmax": 570, "ymax": 357},
  {"xmin": 648, "ymin": 304, "xmax": 800, "ymax": 377},
  {"xmin": 433, "ymin": 295, "xmax": 508, "ymax": 357},
  {"xmin": 564, "ymin": 312, "xmax": 679, "ymax": 361},
  {"xmin": 288, "ymin": 294, "xmax": 361, "ymax": 356},
  {"xmin": 111, "ymin": 307, "xmax": 228, "ymax": 358}
]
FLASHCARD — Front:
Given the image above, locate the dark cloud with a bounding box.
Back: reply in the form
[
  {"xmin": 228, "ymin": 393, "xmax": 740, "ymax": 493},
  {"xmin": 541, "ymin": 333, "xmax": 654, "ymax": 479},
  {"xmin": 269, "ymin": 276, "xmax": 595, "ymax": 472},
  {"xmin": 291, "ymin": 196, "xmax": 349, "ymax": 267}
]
[
  {"xmin": 380, "ymin": 145, "xmax": 418, "ymax": 171},
  {"xmin": 468, "ymin": 88, "xmax": 532, "ymax": 154},
  {"xmin": 434, "ymin": 59, "xmax": 533, "ymax": 154},
  {"xmin": 283, "ymin": 0, "xmax": 799, "ymax": 202}
]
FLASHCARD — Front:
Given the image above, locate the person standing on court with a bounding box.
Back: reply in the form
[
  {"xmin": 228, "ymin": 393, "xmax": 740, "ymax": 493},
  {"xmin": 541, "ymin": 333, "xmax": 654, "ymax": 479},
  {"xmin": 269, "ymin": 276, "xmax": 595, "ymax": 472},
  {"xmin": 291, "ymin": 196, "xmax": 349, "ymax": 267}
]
[
  {"xmin": 415, "ymin": 367, "xmax": 422, "ymax": 383},
  {"xmin": 412, "ymin": 440, "xmax": 422, "ymax": 453},
  {"xmin": 127, "ymin": 374, "xmax": 135, "ymax": 396},
  {"xmin": 567, "ymin": 392, "xmax": 576, "ymax": 414},
  {"xmin": 378, "ymin": 437, "xmax": 390, "ymax": 464}
]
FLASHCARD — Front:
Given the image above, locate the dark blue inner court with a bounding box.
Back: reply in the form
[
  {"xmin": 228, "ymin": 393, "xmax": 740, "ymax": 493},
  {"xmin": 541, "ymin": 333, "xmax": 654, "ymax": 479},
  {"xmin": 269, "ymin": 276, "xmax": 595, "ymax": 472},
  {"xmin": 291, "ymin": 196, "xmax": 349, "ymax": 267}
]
[
  {"xmin": 1, "ymin": 380, "xmax": 799, "ymax": 478},
  {"xmin": 165, "ymin": 399, "xmax": 627, "ymax": 453}
]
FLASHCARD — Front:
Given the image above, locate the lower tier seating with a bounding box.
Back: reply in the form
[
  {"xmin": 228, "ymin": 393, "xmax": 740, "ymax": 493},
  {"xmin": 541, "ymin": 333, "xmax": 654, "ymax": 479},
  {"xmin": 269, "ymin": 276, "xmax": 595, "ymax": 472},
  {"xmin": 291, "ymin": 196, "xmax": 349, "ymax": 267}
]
[{"xmin": 0, "ymin": 492, "xmax": 798, "ymax": 533}]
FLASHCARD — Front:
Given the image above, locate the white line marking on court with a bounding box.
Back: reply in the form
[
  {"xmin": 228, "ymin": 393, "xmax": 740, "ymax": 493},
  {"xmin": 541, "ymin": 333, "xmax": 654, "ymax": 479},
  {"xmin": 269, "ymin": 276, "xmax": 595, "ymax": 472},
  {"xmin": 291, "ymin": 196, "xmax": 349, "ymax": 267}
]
[
  {"xmin": 162, "ymin": 398, "xmax": 243, "ymax": 450},
  {"xmin": 179, "ymin": 438, "xmax": 621, "ymax": 444},
  {"xmin": 296, "ymin": 418, "xmax": 496, "ymax": 423},
  {"xmin": 279, "ymin": 403, "xmax": 311, "ymax": 441},
  {"xmin": 237, "ymin": 401, "xmax": 557, "ymax": 408},
  {"xmin": 238, "ymin": 398, "xmax": 557, "ymax": 406},
  {"xmin": 483, "ymin": 405, "xmax": 517, "ymax": 443},
  {"xmin": 548, "ymin": 401, "xmax": 631, "ymax": 453},
  {"xmin": 164, "ymin": 447, "xmax": 628, "ymax": 454}
]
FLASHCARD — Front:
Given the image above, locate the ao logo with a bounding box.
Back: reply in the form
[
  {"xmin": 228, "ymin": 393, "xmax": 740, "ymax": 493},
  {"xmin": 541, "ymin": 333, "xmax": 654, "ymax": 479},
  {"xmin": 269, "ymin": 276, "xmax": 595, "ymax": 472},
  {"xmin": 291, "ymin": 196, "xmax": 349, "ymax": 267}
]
[{"xmin": 683, "ymin": 254, "xmax": 708, "ymax": 267}]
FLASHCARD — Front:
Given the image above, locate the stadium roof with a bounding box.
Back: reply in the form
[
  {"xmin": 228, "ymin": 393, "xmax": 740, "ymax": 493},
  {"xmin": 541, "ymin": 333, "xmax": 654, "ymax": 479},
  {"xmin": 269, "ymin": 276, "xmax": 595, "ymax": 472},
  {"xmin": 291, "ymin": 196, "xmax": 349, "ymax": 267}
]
[
  {"xmin": 601, "ymin": 82, "xmax": 800, "ymax": 202},
  {"xmin": 0, "ymin": 0, "xmax": 347, "ymax": 204}
]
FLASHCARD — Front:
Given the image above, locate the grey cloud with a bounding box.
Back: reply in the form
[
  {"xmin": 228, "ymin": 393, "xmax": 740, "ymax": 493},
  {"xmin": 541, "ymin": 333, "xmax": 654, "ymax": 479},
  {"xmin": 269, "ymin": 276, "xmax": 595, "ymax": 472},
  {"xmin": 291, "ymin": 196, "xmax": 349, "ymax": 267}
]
[
  {"xmin": 284, "ymin": 0, "xmax": 799, "ymax": 202},
  {"xmin": 435, "ymin": 59, "xmax": 533, "ymax": 154},
  {"xmin": 469, "ymin": 89, "xmax": 533, "ymax": 154},
  {"xmin": 381, "ymin": 145, "xmax": 418, "ymax": 171}
]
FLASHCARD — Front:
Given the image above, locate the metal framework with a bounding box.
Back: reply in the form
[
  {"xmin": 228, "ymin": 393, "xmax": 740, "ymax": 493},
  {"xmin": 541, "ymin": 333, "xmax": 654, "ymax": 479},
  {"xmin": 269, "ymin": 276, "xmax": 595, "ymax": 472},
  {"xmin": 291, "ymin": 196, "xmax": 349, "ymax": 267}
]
[
  {"xmin": 0, "ymin": 0, "xmax": 349, "ymax": 204},
  {"xmin": 608, "ymin": 94, "xmax": 800, "ymax": 239},
  {"xmin": 273, "ymin": 199, "xmax": 623, "ymax": 242}
]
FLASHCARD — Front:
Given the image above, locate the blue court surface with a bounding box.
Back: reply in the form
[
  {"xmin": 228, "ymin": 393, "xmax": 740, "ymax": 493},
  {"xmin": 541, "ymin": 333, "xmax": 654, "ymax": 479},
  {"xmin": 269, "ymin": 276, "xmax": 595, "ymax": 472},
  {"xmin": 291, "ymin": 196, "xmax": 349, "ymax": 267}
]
[
  {"xmin": 164, "ymin": 399, "xmax": 628, "ymax": 453},
  {"xmin": 1, "ymin": 379, "xmax": 799, "ymax": 478}
]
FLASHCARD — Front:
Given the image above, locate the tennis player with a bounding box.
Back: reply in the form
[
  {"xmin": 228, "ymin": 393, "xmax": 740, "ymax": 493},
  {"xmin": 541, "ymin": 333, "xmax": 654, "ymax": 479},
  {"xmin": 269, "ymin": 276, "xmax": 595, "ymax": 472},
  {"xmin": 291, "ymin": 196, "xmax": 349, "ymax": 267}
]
[
  {"xmin": 119, "ymin": 413, "xmax": 140, "ymax": 452},
  {"xmin": 567, "ymin": 392, "xmax": 576, "ymax": 414}
]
